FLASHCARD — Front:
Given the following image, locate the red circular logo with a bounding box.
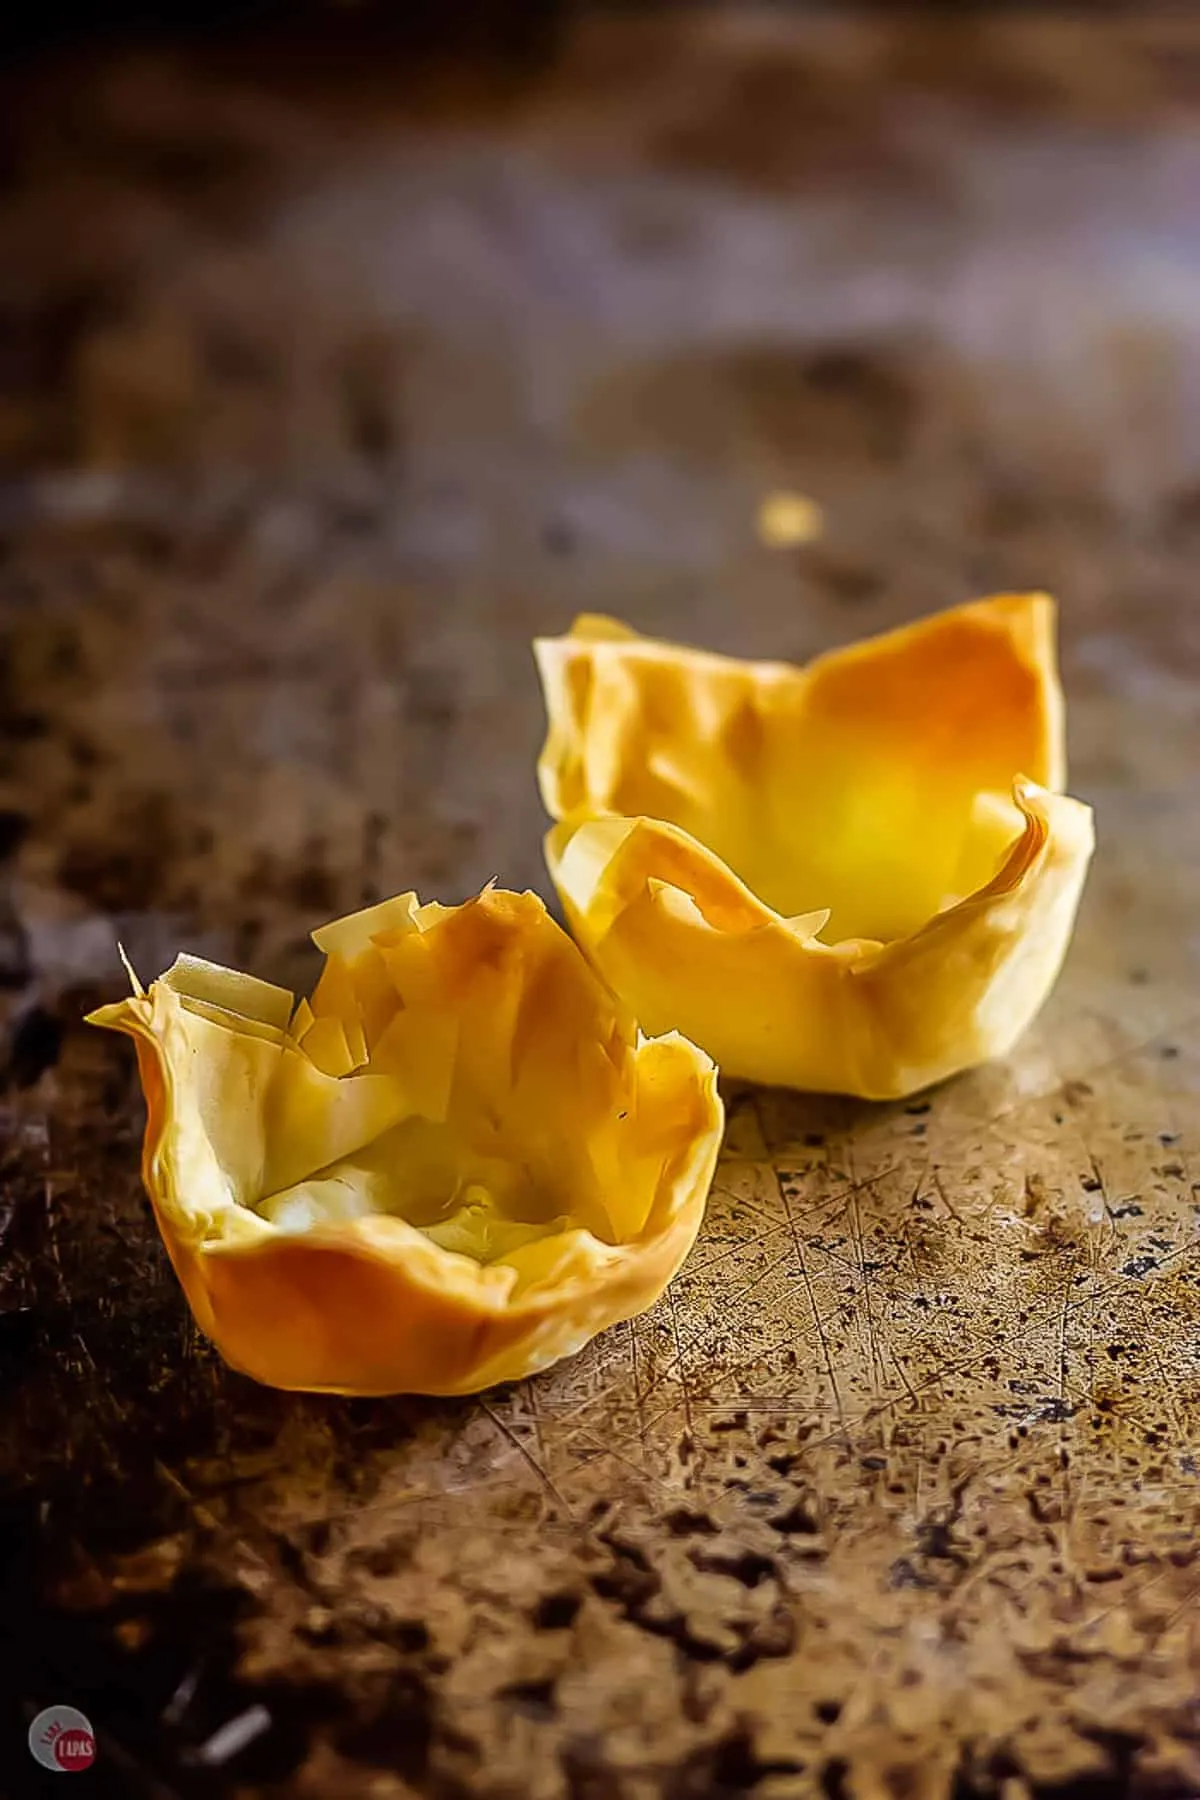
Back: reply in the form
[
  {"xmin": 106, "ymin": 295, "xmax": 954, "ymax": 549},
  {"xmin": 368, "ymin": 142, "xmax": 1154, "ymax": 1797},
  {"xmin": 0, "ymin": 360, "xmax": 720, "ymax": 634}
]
[{"xmin": 54, "ymin": 1728, "xmax": 96, "ymax": 1771}]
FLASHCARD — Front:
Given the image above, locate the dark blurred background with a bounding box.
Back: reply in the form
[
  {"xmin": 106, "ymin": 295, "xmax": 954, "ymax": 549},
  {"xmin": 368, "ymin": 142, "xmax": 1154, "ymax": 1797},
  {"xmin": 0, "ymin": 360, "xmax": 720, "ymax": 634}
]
[
  {"xmin": 0, "ymin": 0, "xmax": 604, "ymax": 81},
  {"xmin": 4, "ymin": 0, "xmax": 1198, "ymax": 978}
]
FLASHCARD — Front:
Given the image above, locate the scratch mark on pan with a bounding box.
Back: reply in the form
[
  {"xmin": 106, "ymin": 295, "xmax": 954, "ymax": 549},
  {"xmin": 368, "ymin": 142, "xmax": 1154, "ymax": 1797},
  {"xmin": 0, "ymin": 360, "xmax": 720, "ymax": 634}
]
[
  {"xmin": 685, "ymin": 1220, "xmax": 793, "ymax": 1279},
  {"xmin": 480, "ymin": 1399, "xmax": 575, "ymax": 1521},
  {"xmin": 777, "ymin": 1167, "xmax": 848, "ymax": 1445},
  {"xmin": 1055, "ymin": 1249, "xmax": 1078, "ymax": 1576},
  {"xmin": 664, "ymin": 1273, "xmax": 695, "ymax": 1435},
  {"xmin": 772, "ymin": 1235, "xmax": 1198, "ymax": 1475},
  {"xmin": 558, "ymin": 1425, "xmax": 655, "ymax": 1486},
  {"xmin": 629, "ymin": 1315, "xmax": 650, "ymax": 1467},
  {"xmin": 1129, "ymin": 1281, "xmax": 1190, "ymax": 1451},
  {"xmin": 1147, "ymin": 1574, "xmax": 1200, "ymax": 1647},
  {"xmin": 931, "ymin": 1167, "xmax": 967, "ymax": 1231},
  {"xmin": 888, "ymin": 1340, "xmax": 920, "ymax": 1408},
  {"xmin": 634, "ymin": 1239, "xmax": 818, "ymax": 1413},
  {"xmin": 850, "ymin": 1181, "xmax": 888, "ymax": 1400},
  {"xmin": 1074, "ymin": 1559, "xmax": 1182, "ymax": 1644}
]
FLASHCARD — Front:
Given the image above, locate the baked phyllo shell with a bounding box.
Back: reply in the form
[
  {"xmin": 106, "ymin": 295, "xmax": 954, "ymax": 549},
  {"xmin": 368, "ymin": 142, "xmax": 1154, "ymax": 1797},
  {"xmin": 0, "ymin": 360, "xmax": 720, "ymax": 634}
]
[
  {"xmin": 89, "ymin": 888, "xmax": 723, "ymax": 1395},
  {"xmin": 535, "ymin": 598, "xmax": 1093, "ymax": 1101}
]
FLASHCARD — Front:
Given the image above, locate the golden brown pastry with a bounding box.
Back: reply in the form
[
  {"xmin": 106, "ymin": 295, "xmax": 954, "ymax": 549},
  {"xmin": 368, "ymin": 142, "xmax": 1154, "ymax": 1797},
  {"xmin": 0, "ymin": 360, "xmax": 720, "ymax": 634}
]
[
  {"xmin": 89, "ymin": 887, "xmax": 722, "ymax": 1395},
  {"xmin": 535, "ymin": 596, "xmax": 1093, "ymax": 1101}
]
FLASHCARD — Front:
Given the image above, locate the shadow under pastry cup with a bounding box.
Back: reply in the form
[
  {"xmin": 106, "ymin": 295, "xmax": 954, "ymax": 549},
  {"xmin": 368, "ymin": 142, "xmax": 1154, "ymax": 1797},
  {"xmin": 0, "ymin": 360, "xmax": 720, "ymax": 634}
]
[
  {"xmin": 89, "ymin": 887, "xmax": 723, "ymax": 1396},
  {"xmin": 535, "ymin": 596, "xmax": 1094, "ymax": 1102}
]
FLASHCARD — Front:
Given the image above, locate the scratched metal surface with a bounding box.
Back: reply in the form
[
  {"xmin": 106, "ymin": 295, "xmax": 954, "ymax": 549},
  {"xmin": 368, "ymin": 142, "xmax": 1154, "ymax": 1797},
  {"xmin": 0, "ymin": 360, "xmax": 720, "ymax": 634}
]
[{"xmin": 2, "ymin": 13, "xmax": 1200, "ymax": 1799}]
